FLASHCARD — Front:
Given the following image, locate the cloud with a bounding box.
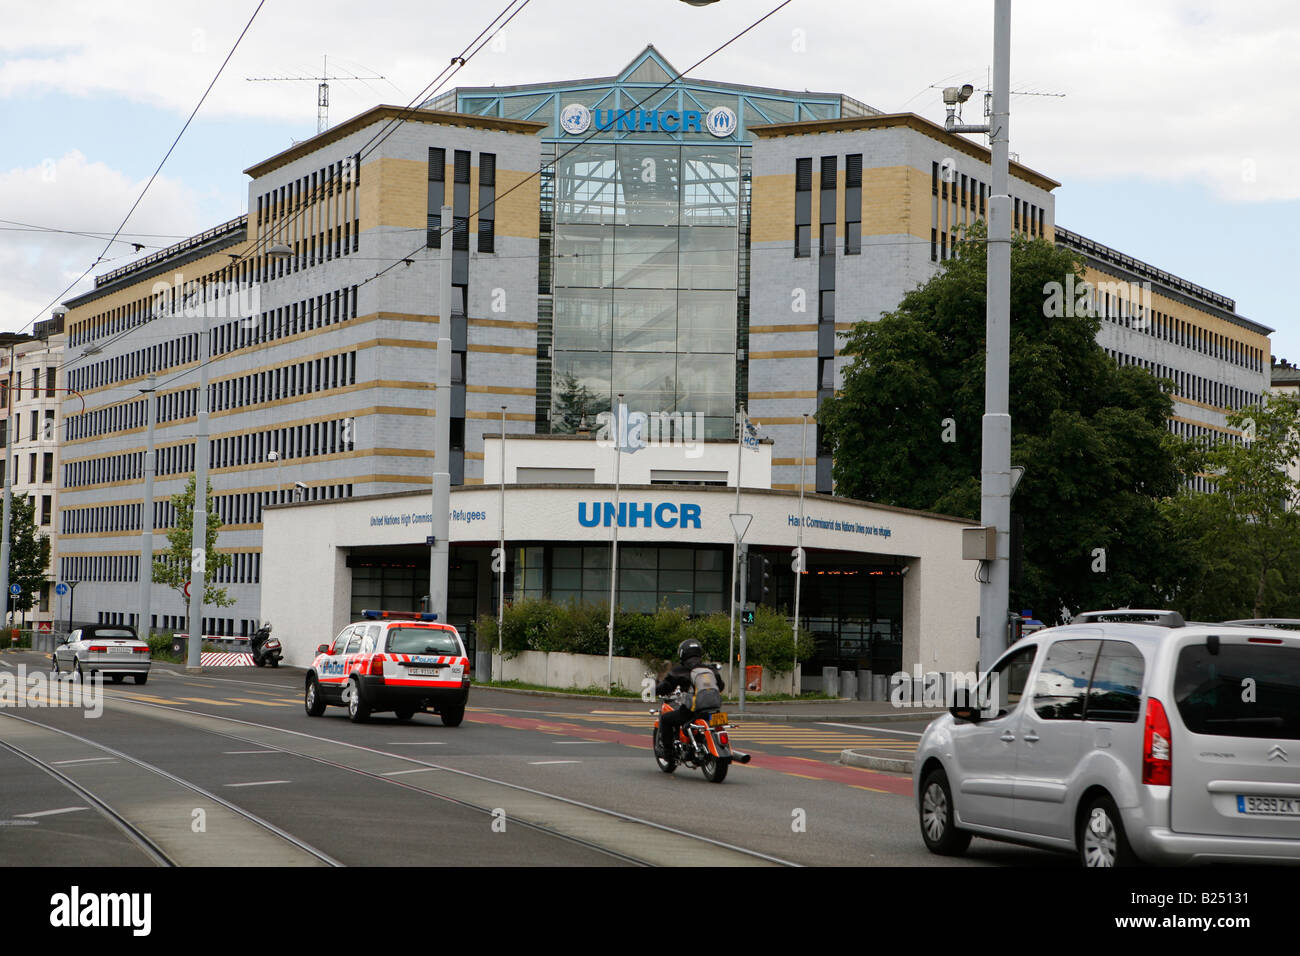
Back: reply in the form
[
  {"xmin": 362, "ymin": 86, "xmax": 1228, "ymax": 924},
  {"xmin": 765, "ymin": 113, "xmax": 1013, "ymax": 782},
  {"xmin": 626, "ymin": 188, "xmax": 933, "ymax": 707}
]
[{"xmin": 0, "ymin": 152, "xmax": 206, "ymax": 332}]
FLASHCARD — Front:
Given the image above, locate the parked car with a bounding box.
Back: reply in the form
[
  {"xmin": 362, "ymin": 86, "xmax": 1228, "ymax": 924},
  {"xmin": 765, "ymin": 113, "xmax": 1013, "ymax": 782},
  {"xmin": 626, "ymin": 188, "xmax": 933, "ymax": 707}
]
[
  {"xmin": 915, "ymin": 611, "xmax": 1300, "ymax": 865},
  {"xmin": 53, "ymin": 625, "xmax": 152, "ymax": 684}
]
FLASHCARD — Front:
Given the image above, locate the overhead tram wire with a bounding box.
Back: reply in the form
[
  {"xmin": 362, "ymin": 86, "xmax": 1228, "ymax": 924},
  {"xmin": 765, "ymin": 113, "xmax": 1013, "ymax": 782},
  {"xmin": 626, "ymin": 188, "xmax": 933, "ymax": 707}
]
[
  {"xmin": 59, "ymin": 0, "xmax": 534, "ymax": 376},
  {"xmin": 58, "ymin": 0, "xmax": 800, "ymax": 447},
  {"xmin": 17, "ymin": 0, "xmax": 269, "ymax": 337},
  {"xmin": 350, "ymin": 0, "xmax": 798, "ymax": 298}
]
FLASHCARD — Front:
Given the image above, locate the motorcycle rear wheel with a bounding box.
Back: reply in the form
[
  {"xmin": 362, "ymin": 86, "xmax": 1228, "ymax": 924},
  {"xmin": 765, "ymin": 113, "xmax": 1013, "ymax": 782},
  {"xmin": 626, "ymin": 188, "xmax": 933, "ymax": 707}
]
[
  {"xmin": 701, "ymin": 754, "xmax": 730, "ymax": 783},
  {"xmin": 652, "ymin": 726, "xmax": 676, "ymax": 773}
]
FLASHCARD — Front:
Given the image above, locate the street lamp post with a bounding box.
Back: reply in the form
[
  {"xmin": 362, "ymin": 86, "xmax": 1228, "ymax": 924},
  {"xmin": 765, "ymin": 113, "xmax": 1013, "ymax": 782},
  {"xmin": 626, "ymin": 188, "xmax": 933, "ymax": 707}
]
[{"xmin": 138, "ymin": 375, "xmax": 157, "ymax": 639}]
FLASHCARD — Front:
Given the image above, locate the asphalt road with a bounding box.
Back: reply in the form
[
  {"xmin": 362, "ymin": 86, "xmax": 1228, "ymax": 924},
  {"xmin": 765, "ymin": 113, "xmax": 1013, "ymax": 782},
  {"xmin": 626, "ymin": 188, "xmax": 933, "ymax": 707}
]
[{"xmin": 0, "ymin": 651, "xmax": 1067, "ymax": 867}]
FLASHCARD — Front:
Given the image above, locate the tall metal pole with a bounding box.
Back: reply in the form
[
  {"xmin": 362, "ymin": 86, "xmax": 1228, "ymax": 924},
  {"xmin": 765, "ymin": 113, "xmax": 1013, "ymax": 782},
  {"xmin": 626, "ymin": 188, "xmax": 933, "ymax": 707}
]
[
  {"xmin": 186, "ymin": 306, "xmax": 211, "ymax": 671},
  {"xmin": 728, "ymin": 405, "xmax": 745, "ymax": 689},
  {"xmin": 793, "ymin": 412, "xmax": 808, "ymax": 685},
  {"xmin": 138, "ymin": 375, "xmax": 157, "ymax": 639},
  {"xmin": 430, "ymin": 203, "xmax": 453, "ymax": 624},
  {"xmin": 979, "ymin": 0, "xmax": 1013, "ymax": 671},
  {"xmin": 606, "ymin": 393, "xmax": 623, "ymax": 691},
  {"xmin": 497, "ymin": 405, "xmax": 506, "ymax": 663},
  {"xmin": 0, "ymin": 345, "xmax": 13, "ymax": 632}
]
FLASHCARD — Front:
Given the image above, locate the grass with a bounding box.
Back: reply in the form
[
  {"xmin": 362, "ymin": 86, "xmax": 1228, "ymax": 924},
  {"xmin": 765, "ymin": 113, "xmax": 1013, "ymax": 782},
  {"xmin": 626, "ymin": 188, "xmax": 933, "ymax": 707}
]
[{"xmin": 474, "ymin": 678, "xmax": 642, "ymax": 699}]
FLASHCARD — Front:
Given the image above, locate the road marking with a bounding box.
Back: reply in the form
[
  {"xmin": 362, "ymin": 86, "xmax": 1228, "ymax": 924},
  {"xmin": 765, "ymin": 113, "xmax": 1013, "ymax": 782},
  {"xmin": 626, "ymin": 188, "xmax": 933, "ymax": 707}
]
[
  {"xmin": 223, "ymin": 750, "xmax": 277, "ymax": 755},
  {"xmin": 553, "ymin": 740, "xmax": 605, "ymax": 745},
  {"xmin": 14, "ymin": 806, "xmax": 90, "ymax": 818},
  {"xmin": 0, "ymin": 660, "xmax": 12, "ymax": 669},
  {"xmin": 384, "ymin": 741, "xmax": 446, "ymax": 746},
  {"xmin": 177, "ymin": 697, "xmax": 241, "ymax": 707},
  {"xmin": 529, "ymin": 760, "xmax": 581, "ymax": 765},
  {"xmin": 227, "ymin": 698, "xmax": 292, "ymax": 707},
  {"xmin": 224, "ymin": 780, "xmax": 290, "ymax": 788},
  {"xmin": 818, "ymin": 722, "xmax": 925, "ymax": 736},
  {"xmin": 849, "ymin": 784, "xmax": 888, "ymax": 794},
  {"xmin": 381, "ymin": 768, "xmax": 437, "ymax": 776},
  {"xmin": 51, "ymin": 757, "xmax": 116, "ymax": 766}
]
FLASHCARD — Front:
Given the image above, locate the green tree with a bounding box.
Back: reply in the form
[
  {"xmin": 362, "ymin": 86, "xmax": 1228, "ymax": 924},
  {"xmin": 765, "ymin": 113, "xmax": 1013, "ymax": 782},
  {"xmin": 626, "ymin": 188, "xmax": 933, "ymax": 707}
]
[
  {"xmin": 1162, "ymin": 393, "xmax": 1300, "ymax": 619},
  {"xmin": 818, "ymin": 223, "xmax": 1183, "ymax": 622},
  {"xmin": 551, "ymin": 371, "xmax": 607, "ymax": 434},
  {"xmin": 152, "ymin": 476, "xmax": 234, "ymax": 624},
  {"xmin": 6, "ymin": 495, "xmax": 51, "ymax": 615}
]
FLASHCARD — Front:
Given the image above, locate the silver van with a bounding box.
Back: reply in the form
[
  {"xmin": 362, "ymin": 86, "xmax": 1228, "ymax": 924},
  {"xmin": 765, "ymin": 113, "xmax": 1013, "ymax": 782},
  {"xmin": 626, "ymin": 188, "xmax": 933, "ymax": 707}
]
[{"xmin": 914, "ymin": 613, "xmax": 1300, "ymax": 865}]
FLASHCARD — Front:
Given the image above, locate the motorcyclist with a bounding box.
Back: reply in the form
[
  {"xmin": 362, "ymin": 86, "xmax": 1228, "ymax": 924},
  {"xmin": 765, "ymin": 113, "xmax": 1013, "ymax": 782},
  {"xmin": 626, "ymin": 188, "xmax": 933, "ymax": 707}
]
[{"xmin": 655, "ymin": 638, "xmax": 725, "ymax": 767}]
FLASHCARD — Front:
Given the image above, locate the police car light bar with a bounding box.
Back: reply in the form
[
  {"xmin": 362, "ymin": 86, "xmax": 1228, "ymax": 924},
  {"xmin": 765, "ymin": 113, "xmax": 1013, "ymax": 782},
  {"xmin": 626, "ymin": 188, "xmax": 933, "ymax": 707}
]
[{"xmin": 361, "ymin": 610, "xmax": 438, "ymax": 621}]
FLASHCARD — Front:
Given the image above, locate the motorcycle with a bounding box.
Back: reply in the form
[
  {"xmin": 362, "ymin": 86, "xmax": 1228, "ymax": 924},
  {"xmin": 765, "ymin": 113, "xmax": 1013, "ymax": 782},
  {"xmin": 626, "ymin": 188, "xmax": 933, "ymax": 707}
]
[
  {"xmin": 250, "ymin": 623, "xmax": 282, "ymax": 668},
  {"xmin": 651, "ymin": 690, "xmax": 751, "ymax": 783}
]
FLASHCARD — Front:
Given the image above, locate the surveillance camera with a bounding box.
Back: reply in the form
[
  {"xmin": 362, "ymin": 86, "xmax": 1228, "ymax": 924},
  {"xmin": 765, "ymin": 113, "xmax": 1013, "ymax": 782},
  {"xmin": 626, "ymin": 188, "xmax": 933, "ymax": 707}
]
[
  {"xmin": 267, "ymin": 451, "xmax": 279, "ymax": 462},
  {"xmin": 943, "ymin": 85, "xmax": 976, "ymax": 106},
  {"xmin": 294, "ymin": 481, "xmax": 308, "ymax": 490}
]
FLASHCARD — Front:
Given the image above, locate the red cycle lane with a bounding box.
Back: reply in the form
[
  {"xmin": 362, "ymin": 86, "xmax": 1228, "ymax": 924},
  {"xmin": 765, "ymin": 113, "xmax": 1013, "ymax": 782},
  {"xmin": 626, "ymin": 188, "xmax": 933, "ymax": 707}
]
[{"xmin": 466, "ymin": 709, "xmax": 914, "ymax": 797}]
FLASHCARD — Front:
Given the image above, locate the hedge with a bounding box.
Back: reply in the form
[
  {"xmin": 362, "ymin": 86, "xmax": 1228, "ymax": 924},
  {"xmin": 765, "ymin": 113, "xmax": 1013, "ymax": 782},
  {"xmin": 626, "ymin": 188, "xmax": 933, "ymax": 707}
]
[{"xmin": 475, "ymin": 599, "xmax": 815, "ymax": 674}]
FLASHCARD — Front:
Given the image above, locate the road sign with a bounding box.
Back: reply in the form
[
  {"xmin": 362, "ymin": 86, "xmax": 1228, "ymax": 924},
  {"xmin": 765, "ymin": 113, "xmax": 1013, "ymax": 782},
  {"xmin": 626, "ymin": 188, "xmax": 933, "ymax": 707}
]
[
  {"xmin": 8, "ymin": 584, "xmax": 19, "ymax": 596},
  {"xmin": 55, "ymin": 582, "xmax": 68, "ymax": 596},
  {"xmin": 183, "ymin": 581, "xmax": 191, "ymax": 598},
  {"xmin": 729, "ymin": 513, "xmax": 752, "ymax": 541}
]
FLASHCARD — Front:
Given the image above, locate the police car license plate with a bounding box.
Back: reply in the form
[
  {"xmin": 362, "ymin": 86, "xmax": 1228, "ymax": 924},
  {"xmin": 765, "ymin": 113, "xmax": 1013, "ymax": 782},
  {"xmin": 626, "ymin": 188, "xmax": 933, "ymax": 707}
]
[{"xmin": 408, "ymin": 667, "xmax": 442, "ymax": 677}]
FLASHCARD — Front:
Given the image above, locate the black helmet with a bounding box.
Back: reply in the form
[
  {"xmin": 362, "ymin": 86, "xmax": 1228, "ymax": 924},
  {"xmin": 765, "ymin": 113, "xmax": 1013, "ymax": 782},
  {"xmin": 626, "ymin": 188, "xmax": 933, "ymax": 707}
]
[{"xmin": 677, "ymin": 638, "xmax": 703, "ymax": 663}]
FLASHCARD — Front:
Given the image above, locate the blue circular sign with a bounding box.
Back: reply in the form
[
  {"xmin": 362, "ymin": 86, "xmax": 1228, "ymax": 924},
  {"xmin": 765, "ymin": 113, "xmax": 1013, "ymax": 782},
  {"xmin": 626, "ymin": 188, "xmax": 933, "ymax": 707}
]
[
  {"xmin": 560, "ymin": 103, "xmax": 592, "ymax": 135},
  {"xmin": 55, "ymin": 582, "xmax": 68, "ymax": 596},
  {"xmin": 9, "ymin": 584, "xmax": 20, "ymax": 595},
  {"xmin": 705, "ymin": 106, "xmax": 738, "ymax": 138}
]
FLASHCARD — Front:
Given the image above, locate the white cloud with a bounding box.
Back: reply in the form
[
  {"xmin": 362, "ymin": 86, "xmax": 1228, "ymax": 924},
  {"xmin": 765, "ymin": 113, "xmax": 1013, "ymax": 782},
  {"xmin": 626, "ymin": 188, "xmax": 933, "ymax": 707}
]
[{"xmin": 0, "ymin": 152, "xmax": 205, "ymax": 332}]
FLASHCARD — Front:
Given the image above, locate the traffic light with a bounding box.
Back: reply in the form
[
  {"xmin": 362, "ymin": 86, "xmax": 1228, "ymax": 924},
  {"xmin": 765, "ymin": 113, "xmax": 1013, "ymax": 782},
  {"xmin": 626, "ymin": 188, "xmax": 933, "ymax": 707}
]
[{"xmin": 746, "ymin": 552, "xmax": 771, "ymax": 605}]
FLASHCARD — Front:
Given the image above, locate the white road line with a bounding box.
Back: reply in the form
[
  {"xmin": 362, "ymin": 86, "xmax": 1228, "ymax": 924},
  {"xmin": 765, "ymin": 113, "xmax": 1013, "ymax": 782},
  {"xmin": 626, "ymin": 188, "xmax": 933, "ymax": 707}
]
[
  {"xmin": 14, "ymin": 806, "xmax": 89, "ymax": 818},
  {"xmin": 223, "ymin": 750, "xmax": 278, "ymax": 754},
  {"xmin": 553, "ymin": 740, "xmax": 605, "ymax": 745},
  {"xmin": 381, "ymin": 768, "xmax": 437, "ymax": 776},
  {"xmin": 51, "ymin": 757, "xmax": 117, "ymax": 766},
  {"xmin": 224, "ymin": 780, "xmax": 290, "ymax": 788},
  {"xmin": 817, "ymin": 722, "xmax": 925, "ymax": 737},
  {"xmin": 384, "ymin": 742, "xmax": 446, "ymax": 746},
  {"xmin": 529, "ymin": 760, "xmax": 581, "ymax": 765},
  {"xmin": 0, "ymin": 660, "xmax": 12, "ymax": 668}
]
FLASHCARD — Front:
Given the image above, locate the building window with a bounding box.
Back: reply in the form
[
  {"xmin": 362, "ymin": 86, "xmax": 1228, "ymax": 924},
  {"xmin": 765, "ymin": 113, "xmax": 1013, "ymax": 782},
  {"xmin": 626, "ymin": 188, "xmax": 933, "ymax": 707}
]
[
  {"xmin": 794, "ymin": 157, "xmax": 812, "ymax": 258},
  {"xmin": 427, "ymin": 147, "xmax": 445, "ymax": 248},
  {"xmin": 845, "ymin": 154, "xmax": 862, "ymax": 255},
  {"xmin": 478, "ymin": 152, "xmax": 496, "ymax": 254}
]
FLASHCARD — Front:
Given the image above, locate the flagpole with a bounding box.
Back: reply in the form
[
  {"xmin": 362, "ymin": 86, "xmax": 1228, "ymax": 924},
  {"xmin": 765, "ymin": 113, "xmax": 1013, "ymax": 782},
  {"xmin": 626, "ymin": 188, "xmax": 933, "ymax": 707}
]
[{"xmin": 606, "ymin": 393, "xmax": 624, "ymax": 693}]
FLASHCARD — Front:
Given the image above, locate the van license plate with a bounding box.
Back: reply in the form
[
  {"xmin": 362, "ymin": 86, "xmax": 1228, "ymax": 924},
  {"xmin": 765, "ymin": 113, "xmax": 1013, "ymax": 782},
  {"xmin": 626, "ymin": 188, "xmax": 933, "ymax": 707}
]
[
  {"xmin": 408, "ymin": 667, "xmax": 440, "ymax": 677},
  {"xmin": 1237, "ymin": 795, "xmax": 1300, "ymax": 816}
]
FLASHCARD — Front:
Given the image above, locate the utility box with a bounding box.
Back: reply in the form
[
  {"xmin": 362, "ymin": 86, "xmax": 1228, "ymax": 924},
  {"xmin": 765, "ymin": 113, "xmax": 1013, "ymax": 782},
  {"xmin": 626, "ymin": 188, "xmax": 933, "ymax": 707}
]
[{"xmin": 962, "ymin": 526, "xmax": 996, "ymax": 561}]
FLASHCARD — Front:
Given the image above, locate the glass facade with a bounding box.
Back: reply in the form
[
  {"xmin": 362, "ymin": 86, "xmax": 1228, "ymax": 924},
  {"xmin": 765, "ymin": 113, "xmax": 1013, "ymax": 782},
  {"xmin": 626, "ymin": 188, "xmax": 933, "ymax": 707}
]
[
  {"xmin": 435, "ymin": 47, "xmax": 861, "ymax": 439},
  {"xmin": 514, "ymin": 543, "xmax": 726, "ymax": 615},
  {"xmin": 549, "ymin": 142, "xmax": 741, "ymax": 438}
]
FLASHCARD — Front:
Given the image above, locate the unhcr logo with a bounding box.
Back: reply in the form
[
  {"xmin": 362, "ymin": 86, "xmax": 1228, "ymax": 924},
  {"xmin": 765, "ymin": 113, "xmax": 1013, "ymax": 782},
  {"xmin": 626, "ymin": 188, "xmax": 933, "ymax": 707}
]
[{"xmin": 578, "ymin": 501, "xmax": 703, "ymax": 529}]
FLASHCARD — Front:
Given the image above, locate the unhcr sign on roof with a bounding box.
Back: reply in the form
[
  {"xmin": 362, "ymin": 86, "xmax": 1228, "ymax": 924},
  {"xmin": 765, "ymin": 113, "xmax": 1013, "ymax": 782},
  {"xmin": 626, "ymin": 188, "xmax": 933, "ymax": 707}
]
[{"xmin": 560, "ymin": 103, "xmax": 737, "ymax": 137}]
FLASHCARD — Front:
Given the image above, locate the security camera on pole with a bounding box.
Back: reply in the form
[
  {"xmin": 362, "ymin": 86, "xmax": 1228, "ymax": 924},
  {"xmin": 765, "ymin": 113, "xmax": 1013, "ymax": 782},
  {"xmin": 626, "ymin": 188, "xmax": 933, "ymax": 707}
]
[{"xmin": 944, "ymin": 2, "xmax": 1014, "ymax": 671}]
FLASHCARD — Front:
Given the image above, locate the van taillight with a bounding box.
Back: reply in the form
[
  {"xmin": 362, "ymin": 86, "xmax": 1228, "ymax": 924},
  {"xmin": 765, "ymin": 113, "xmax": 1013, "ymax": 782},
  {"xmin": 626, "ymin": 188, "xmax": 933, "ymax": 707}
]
[
  {"xmin": 1143, "ymin": 697, "xmax": 1172, "ymax": 786},
  {"xmin": 369, "ymin": 656, "xmax": 386, "ymax": 678}
]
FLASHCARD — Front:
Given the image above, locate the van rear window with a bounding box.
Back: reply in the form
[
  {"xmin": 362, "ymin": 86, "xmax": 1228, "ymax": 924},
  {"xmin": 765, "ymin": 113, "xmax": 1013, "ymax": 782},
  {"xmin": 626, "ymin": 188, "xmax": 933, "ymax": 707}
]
[{"xmin": 1174, "ymin": 643, "xmax": 1300, "ymax": 740}]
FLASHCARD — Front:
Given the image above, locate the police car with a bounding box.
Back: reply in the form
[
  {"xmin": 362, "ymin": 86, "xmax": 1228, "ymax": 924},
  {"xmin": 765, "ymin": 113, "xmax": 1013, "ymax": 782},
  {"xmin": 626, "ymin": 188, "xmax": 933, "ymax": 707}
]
[{"xmin": 304, "ymin": 610, "xmax": 470, "ymax": 725}]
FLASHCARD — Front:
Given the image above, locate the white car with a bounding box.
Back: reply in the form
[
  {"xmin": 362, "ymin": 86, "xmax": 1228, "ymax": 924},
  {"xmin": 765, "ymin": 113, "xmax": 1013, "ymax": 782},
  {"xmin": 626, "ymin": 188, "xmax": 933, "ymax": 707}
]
[
  {"xmin": 915, "ymin": 611, "xmax": 1300, "ymax": 866},
  {"xmin": 53, "ymin": 625, "xmax": 152, "ymax": 684}
]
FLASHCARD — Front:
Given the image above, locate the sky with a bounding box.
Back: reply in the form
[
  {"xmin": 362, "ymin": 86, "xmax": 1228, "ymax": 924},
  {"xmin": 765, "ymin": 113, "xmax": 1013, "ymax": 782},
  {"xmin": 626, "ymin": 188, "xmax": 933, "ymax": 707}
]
[{"xmin": 2, "ymin": 0, "xmax": 1297, "ymax": 357}]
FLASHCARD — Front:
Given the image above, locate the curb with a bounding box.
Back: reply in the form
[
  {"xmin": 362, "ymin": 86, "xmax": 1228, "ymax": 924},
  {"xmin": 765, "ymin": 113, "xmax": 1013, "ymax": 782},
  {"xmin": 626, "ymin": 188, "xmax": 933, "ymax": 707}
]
[
  {"xmin": 732, "ymin": 711, "xmax": 944, "ymax": 724},
  {"xmin": 840, "ymin": 748, "xmax": 914, "ymax": 775},
  {"xmin": 473, "ymin": 684, "xmax": 643, "ymax": 703}
]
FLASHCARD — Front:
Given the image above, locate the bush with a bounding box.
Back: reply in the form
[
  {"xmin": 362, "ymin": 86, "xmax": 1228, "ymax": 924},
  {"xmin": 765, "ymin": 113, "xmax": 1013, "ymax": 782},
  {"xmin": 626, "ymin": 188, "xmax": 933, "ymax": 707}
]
[{"xmin": 476, "ymin": 599, "xmax": 807, "ymax": 673}]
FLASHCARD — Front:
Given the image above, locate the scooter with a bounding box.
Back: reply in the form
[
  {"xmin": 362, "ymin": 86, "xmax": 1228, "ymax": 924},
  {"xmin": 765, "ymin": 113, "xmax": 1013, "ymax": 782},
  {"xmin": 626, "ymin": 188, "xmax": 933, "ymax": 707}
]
[
  {"xmin": 652, "ymin": 691, "xmax": 751, "ymax": 783},
  {"xmin": 250, "ymin": 623, "xmax": 282, "ymax": 668}
]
